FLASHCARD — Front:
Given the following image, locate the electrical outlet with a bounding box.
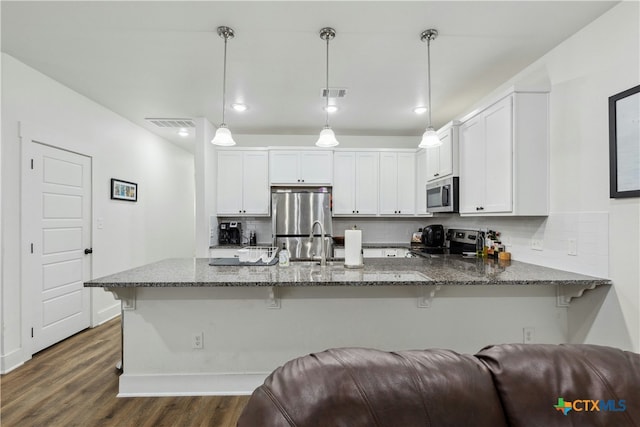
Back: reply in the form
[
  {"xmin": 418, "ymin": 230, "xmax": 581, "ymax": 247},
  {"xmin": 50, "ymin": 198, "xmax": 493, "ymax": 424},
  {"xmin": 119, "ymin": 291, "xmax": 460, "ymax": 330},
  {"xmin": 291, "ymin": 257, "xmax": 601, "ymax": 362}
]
[
  {"xmin": 567, "ymin": 238, "xmax": 577, "ymax": 256},
  {"xmin": 523, "ymin": 327, "xmax": 535, "ymax": 344},
  {"xmin": 192, "ymin": 332, "xmax": 204, "ymax": 349},
  {"xmin": 531, "ymin": 239, "xmax": 544, "ymax": 251}
]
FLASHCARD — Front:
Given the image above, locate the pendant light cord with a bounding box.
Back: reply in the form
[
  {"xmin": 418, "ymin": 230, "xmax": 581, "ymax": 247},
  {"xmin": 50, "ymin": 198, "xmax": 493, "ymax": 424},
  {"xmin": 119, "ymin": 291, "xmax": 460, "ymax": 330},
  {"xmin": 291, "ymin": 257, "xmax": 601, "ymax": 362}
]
[
  {"xmin": 427, "ymin": 36, "xmax": 432, "ymax": 129},
  {"xmin": 221, "ymin": 34, "xmax": 228, "ymax": 126},
  {"xmin": 325, "ymin": 35, "xmax": 330, "ymax": 128}
]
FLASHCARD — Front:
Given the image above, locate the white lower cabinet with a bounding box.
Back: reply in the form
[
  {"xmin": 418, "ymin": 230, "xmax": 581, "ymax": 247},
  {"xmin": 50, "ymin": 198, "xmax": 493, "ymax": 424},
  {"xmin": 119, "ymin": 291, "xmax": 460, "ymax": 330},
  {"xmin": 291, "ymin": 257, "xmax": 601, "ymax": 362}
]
[
  {"xmin": 378, "ymin": 151, "xmax": 415, "ymax": 215},
  {"xmin": 217, "ymin": 150, "xmax": 269, "ymax": 216},
  {"xmin": 459, "ymin": 90, "xmax": 549, "ymax": 216},
  {"xmin": 333, "ymin": 151, "xmax": 379, "ymax": 215}
]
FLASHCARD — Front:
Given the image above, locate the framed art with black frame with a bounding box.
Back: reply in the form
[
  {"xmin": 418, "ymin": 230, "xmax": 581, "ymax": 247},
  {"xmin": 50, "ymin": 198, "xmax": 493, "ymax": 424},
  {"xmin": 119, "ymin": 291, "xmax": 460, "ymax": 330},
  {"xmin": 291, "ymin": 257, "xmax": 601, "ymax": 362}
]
[
  {"xmin": 609, "ymin": 84, "xmax": 640, "ymax": 198},
  {"xmin": 110, "ymin": 178, "xmax": 138, "ymax": 202}
]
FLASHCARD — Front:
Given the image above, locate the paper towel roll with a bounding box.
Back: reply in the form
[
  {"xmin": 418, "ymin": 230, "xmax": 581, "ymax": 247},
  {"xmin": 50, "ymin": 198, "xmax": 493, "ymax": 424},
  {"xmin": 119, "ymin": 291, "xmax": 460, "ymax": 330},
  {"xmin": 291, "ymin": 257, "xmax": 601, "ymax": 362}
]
[{"xmin": 344, "ymin": 229, "xmax": 363, "ymax": 268}]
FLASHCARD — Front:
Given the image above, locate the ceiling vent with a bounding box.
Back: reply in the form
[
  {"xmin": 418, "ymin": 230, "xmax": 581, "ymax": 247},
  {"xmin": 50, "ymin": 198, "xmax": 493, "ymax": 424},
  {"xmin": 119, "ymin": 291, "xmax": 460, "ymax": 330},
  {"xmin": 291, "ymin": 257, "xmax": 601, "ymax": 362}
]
[
  {"xmin": 145, "ymin": 118, "xmax": 195, "ymax": 128},
  {"xmin": 320, "ymin": 88, "xmax": 348, "ymax": 98}
]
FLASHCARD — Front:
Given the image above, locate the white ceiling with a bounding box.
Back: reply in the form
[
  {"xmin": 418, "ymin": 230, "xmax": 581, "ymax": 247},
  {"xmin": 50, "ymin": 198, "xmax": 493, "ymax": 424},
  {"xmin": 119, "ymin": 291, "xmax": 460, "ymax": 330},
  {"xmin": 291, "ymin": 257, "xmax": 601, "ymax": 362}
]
[{"xmin": 1, "ymin": 1, "xmax": 618, "ymax": 152}]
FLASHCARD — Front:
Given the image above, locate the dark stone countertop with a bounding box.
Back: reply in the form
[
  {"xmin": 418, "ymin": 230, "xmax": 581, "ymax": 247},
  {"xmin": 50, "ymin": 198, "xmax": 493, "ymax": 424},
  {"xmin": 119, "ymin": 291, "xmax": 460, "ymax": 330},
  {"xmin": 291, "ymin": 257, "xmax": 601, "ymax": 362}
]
[{"xmin": 84, "ymin": 256, "xmax": 610, "ymax": 288}]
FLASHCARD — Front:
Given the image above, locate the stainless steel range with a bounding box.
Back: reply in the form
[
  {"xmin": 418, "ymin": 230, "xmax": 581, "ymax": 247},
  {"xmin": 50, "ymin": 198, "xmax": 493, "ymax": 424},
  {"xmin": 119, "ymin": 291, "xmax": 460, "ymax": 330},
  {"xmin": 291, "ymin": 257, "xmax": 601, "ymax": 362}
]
[{"xmin": 447, "ymin": 228, "xmax": 481, "ymax": 254}]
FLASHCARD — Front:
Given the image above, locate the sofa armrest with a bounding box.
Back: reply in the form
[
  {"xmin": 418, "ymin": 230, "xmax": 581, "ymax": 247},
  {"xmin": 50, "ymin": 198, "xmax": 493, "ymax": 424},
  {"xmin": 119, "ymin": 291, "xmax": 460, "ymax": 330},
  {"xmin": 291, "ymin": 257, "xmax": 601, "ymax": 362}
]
[
  {"xmin": 476, "ymin": 344, "xmax": 640, "ymax": 427},
  {"xmin": 238, "ymin": 347, "xmax": 508, "ymax": 427}
]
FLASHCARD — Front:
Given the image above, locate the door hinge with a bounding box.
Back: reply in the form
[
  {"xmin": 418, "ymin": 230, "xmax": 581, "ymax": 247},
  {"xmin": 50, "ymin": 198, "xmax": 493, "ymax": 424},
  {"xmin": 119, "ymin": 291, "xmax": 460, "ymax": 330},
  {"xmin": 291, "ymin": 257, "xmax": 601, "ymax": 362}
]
[
  {"xmin": 30, "ymin": 243, "xmax": 34, "ymax": 254},
  {"xmin": 31, "ymin": 328, "xmax": 34, "ymax": 338},
  {"xmin": 30, "ymin": 159, "xmax": 34, "ymax": 170}
]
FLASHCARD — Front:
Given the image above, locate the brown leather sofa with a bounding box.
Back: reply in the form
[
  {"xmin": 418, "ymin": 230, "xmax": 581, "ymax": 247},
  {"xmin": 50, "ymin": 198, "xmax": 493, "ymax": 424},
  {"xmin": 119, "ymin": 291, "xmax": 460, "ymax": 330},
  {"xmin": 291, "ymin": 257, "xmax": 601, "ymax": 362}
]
[{"xmin": 237, "ymin": 344, "xmax": 640, "ymax": 427}]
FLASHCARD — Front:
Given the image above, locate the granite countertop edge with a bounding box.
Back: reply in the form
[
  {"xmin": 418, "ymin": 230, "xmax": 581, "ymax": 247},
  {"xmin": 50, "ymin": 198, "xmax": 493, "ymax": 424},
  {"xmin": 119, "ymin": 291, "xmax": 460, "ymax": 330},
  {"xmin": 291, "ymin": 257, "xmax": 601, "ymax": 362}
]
[{"xmin": 85, "ymin": 257, "xmax": 611, "ymax": 289}]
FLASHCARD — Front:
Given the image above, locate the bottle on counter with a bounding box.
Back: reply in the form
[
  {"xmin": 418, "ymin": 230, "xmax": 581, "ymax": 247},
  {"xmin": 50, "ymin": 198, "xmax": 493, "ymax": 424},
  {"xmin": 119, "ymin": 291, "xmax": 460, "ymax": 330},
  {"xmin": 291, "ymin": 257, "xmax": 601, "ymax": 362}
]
[{"xmin": 279, "ymin": 243, "xmax": 290, "ymax": 267}]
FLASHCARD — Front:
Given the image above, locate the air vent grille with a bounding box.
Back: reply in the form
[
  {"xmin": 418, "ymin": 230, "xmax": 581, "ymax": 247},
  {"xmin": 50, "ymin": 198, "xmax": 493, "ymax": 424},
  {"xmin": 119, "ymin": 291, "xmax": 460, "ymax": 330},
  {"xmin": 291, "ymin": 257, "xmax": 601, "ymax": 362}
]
[
  {"xmin": 145, "ymin": 118, "xmax": 195, "ymax": 128},
  {"xmin": 320, "ymin": 88, "xmax": 348, "ymax": 98}
]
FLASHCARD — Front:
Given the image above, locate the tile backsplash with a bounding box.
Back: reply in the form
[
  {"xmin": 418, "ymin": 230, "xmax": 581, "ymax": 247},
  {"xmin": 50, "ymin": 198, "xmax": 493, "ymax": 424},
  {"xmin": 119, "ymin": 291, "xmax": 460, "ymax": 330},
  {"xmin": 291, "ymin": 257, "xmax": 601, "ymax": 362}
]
[{"xmin": 214, "ymin": 211, "xmax": 609, "ymax": 277}]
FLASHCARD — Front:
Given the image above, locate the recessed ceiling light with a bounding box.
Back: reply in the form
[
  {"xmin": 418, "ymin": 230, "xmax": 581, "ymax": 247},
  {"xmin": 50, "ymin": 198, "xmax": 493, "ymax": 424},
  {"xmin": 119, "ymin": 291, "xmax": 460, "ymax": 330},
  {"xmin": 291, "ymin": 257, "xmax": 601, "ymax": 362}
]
[
  {"xmin": 324, "ymin": 105, "xmax": 338, "ymax": 113},
  {"xmin": 413, "ymin": 106, "xmax": 428, "ymax": 114},
  {"xmin": 177, "ymin": 128, "xmax": 189, "ymax": 137},
  {"xmin": 231, "ymin": 103, "xmax": 248, "ymax": 112}
]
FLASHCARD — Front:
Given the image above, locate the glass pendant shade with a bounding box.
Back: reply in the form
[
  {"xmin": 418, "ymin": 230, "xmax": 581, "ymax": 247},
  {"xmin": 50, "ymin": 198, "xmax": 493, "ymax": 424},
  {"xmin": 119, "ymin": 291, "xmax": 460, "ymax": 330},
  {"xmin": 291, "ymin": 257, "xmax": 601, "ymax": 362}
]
[
  {"xmin": 316, "ymin": 126, "xmax": 339, "ymax": 147},
  {"xmin": 211, "ymin": 125, "xmax": 236, "ymax": 146},
  {"xmin": 418, "ymin": 127, "xmax": 442, "ymax": 148}
]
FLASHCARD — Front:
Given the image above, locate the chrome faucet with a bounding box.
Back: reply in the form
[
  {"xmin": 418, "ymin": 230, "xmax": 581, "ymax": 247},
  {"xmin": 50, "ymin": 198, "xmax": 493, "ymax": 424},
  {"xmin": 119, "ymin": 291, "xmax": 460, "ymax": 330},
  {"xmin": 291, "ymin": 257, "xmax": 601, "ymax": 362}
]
[{"xmin": 309, "ymin": 220, "xmax": 327, "ymax": 267}]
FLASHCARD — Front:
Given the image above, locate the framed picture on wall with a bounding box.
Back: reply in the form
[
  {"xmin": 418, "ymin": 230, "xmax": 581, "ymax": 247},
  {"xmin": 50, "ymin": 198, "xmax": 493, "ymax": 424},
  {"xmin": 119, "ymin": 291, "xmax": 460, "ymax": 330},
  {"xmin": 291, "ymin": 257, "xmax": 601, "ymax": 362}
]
[
  {"xmin": 110, "ymin": 178, "xmax": 138, "ymax": 202},
  {"xmin": 609, "ymin": 84, "xmax": 640, "ymax": 198}
]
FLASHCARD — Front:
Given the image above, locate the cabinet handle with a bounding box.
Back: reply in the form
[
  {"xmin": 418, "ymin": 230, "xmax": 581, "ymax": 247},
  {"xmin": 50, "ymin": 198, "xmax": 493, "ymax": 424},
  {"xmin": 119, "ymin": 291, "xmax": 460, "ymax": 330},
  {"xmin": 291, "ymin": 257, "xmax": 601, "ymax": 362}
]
[
  {"xmin": 476, "ymin": 206, "xmax": 485, "ymax": 211},
  {"xmin": 356, "ymin": 210, "xmax": 359, "ymax": 214},
  {"xmin": 302, "ymin": 179, "xmax": 305, "ymax": 183},
  {"xmin": 434, "ymin": 173, "xmax": 439, "ymax": 177}
]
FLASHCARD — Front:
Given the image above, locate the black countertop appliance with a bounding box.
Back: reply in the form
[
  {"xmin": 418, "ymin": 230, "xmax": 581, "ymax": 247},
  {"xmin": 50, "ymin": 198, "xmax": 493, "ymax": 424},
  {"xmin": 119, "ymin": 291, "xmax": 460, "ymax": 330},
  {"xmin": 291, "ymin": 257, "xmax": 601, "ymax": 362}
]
[
  {"xmin": 421, "ymin": 224, "xmax": 445, "ymax": 254},
  {"xmin": 218, "ymin": 221, "xmax": 242, "ymax": 245}
]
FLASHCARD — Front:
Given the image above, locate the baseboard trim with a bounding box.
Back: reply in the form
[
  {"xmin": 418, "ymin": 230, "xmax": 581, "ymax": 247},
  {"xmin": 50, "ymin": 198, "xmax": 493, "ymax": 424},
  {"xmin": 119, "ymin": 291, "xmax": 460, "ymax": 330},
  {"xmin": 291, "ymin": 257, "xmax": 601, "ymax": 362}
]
[
  {"xmin": 1, "ymin": 348, "xmax": 26, "ymax": 374},
  {"xmin": 95, "ymin": 303, "xmax": 120, "ymax": 326},
  {"xmin": 117, "ymin": 372, "xmax": 268, "ymax": 397}
]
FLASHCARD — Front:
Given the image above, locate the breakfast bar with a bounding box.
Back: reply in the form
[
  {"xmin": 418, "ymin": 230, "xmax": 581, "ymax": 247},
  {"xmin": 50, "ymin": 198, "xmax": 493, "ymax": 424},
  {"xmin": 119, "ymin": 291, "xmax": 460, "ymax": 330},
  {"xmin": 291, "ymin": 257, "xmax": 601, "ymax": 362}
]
[{"xmin": 85, "ymin": 256, "xmax": 610, "ymax": 396}]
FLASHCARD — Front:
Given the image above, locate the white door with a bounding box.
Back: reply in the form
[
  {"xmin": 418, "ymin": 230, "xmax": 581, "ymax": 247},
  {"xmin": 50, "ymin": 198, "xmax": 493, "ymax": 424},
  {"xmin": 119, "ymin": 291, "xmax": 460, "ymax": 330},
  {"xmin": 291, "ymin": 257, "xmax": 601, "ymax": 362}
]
[
  {"xmin": 269, "ymin": 151, "xmax": 299, "ymax": 184},
  {"xmin": 217, "ymin": 151, "xmax": 244, "ymax": 214},
  {"xmin": 459, "ymin": 116, "xmax": 486, "ymax": 213},
  {"xmin": 332, "ymin": 152, "xmax": 356, "ymax": 214},
  {"xmin": 242, "ymin": 151, "xmax": 270, "ymax": 215},
  {"xmin": 299, "ymin": 151, "xmax": 333, "ymax": 184},
  {"xmin": 378, "ymin": 152, "xmax": 398, "ymax": 214},
  {"xmin": 22, "ymin": 141, "xmax": 91, "ymax": 354},
  {"xmin": 354, "ymin": 152, "xmax": 379, "ymax": 215},
  {"xmin": 396, "ymin": 153, "xmax": 415, "ymax": 215},
  {"xmin": 483, "ymin": 96, "xmax": 513, "ymax": 213}
]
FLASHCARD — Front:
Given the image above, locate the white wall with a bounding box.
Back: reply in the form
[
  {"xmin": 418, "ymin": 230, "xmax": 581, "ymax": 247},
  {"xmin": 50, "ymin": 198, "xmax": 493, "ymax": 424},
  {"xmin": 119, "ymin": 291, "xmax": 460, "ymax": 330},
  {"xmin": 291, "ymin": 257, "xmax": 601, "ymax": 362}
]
[{"xmin": 1, "ymin": 53, "xmax": 196, "ymax": 372}]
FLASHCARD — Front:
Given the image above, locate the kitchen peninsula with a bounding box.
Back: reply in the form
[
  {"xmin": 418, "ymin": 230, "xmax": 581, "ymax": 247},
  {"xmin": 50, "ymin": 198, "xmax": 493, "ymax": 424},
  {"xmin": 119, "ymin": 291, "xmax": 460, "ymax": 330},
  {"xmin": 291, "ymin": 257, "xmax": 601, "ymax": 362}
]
[{"xmin": 86, "ymin": 256, "xmax": 610, "ymax": 396}]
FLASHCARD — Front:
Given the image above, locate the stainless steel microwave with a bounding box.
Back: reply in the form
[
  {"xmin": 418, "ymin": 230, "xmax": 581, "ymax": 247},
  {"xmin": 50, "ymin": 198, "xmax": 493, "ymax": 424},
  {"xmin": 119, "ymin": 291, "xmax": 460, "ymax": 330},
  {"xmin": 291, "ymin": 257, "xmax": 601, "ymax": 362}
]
[{"xmin": 426, "ymin": 177, "xmax": 459, "ymax": 213}]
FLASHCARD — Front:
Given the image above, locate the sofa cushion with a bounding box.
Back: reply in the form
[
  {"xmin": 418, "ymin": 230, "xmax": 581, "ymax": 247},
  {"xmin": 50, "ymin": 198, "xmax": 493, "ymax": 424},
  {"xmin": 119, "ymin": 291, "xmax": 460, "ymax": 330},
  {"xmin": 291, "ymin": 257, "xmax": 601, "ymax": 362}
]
[
  {"xmin": 237, "ymin": 347, "xmax": 509, "ymax": 427},
  {"xmin": 476, "ymin": 344, "xmax": 640, "ymax": 427}
]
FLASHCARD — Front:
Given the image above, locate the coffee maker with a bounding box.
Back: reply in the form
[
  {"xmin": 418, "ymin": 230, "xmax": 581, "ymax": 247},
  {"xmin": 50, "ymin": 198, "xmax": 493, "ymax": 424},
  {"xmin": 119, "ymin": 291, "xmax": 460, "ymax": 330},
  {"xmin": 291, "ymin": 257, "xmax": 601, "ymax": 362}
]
[{"xmin": 218, "ymin": 222, "xmax": 242, "ymax": 245}]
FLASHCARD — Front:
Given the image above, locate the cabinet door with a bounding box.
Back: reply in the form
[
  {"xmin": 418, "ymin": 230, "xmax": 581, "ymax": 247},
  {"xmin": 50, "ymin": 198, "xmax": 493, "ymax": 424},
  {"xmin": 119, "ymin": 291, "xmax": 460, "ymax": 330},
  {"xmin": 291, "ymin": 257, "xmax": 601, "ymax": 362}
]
[
  {"xmin": 426, "ymin": 145, "xmax": 440, "ymax": 181},
  {"xmin": 483, "ymin": 96, "xmax": 513, "ymax": 213},
  {"xmin": 459, "ymin": 116, "xmax": 485, "ymax": 213},
  {"xmin": 378, "ymin": 152, "xmax": 398, "ymax": 214},
  {"xmin": 217, "ymin": 151, "xmax": 244, "ymax": 215},
  {"xmin": 415, "ymin": 149, "xmax": 428, "ymax": 215},
  {"xmin": 333, "ymin": 152, "xmax": 356, "ymax": 214},
  {"xmin": 438, "ymin": 129, "xmax": 453, "ymax": 177},
  {"xmin": 269, "ymin": 151, "xmax": 299, "ymax": 184},
  {"xmin": 242, "ymin": 152, "xmax": 270, "ymax": 215},
  {"xmin": 396, "ymin": 153, "xmax": 415, "ymax": 214},
  {"xmin": 354, "ymin": 152, "xmax": 379, "ymax": 214},
  {"xmin": 300, "ymin": 151, "xmax": 333, "ymax": 184}
]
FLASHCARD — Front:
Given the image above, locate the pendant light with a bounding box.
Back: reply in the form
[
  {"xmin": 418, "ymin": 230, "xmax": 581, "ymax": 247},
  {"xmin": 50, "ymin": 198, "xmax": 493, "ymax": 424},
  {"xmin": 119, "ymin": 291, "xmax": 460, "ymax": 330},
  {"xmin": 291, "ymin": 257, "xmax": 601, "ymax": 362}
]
[
  {"xmin": 211, "ymin": 26, "xmax": 236, "ymax": 146},
  {"xmin": 418, "ymin": 29, "xmax": 442, "ymax": 148},
  {"xmin": 316, "ymin": 27, "xmax": 339, "ymax": 148}
]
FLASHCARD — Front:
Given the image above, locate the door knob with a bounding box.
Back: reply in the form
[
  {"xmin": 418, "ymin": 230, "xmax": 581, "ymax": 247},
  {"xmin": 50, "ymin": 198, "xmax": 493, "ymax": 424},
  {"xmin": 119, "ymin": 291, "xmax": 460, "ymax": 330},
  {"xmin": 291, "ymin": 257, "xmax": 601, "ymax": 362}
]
[{"xmin": 84, "ymin": 248, "xmax": 93, "ymax": 255}]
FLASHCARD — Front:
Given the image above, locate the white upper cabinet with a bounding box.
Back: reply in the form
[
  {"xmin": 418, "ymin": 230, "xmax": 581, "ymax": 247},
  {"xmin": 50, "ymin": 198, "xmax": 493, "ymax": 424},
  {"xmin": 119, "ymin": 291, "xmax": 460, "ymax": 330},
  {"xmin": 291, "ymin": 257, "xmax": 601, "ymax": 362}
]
[
  {"xmin": 379, "ymin": 151, "xmax": 415, "ymax": 215},
  {"xmin": 217, "ymin": 150, "xmax": 269, "ymax": 216},
  {"xmin": 333, "ymin": 151, "xmax": 379, "ymax": 215},
  {"xmin": 426, "ymin": 122, "xmax": 459, "ymax": 182},
  {"xmin": 269, "ymin": 150, "xmax": 333, "ymax": 185},
  {"xmin": 459, "ymin": 90, "xmax": 549, "ymax": 216}
]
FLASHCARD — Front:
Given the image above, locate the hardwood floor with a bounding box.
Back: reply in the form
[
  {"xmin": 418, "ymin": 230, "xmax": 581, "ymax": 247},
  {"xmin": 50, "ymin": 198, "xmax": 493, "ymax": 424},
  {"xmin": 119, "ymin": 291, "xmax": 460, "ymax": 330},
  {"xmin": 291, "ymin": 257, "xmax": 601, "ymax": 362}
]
[{"xmin": 0, "ymin": 317, "xmax": 250, "ymax": 427}]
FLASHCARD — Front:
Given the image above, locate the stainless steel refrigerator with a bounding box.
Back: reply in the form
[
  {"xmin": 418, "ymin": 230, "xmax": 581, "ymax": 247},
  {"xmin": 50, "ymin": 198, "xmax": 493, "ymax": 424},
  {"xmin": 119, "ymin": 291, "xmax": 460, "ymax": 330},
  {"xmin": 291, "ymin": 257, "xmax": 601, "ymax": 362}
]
[{"xmin": 272, "ymin": 187, "xmax": 333, "ymax": 260}]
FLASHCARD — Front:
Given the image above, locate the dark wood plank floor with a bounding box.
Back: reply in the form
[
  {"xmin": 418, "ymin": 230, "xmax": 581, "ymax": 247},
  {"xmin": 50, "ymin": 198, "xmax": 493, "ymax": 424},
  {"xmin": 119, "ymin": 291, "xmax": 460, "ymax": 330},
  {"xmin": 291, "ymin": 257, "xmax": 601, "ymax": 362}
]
[{"xmin": 0, "ymin": 317, "xmax": 250, "ymax": 427}]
